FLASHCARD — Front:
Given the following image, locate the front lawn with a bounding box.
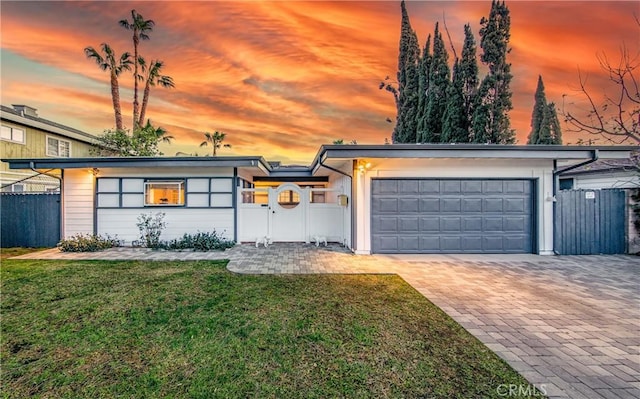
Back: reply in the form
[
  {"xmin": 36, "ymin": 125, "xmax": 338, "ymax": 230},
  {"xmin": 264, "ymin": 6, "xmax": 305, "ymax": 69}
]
[{"xmin": 2, "ymin": 259, "xmax": 540, "ymax": 398}]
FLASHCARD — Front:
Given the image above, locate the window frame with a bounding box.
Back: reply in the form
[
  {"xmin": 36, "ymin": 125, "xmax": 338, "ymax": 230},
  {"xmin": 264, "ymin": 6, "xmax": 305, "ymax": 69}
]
[
  {"xmin": 46, "ymin": 135, "xmax": 71, "ymax": 158},
  {"xmin": 1, "ymin": 125, "xmax": 26, "ymax": 144},
  {"xmin": 144, "ymin": 180, "xmax": 186, "ymax": 207}
]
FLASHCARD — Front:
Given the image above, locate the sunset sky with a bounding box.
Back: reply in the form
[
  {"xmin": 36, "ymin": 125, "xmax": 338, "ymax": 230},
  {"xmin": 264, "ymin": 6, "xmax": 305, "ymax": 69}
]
[{"xmin": 1, "ymin": 1, "xmax": 638, "ymax": 163}]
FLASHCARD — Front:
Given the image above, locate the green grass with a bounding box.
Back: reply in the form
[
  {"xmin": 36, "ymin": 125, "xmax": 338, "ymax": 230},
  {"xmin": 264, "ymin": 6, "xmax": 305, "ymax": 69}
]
[{"xmin": 2, "ymin": 259, "xmax": 543, "ymax": 398}]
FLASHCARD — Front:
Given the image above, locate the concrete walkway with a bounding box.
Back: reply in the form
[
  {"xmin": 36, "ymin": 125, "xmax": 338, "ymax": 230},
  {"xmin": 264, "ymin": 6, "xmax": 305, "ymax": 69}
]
[{"xmin": 11, "ymin": 244, "xmax": 640, "ymax": 399}]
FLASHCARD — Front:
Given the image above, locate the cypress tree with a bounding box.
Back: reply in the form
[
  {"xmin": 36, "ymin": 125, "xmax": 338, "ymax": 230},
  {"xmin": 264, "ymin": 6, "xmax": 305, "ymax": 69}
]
[
  {"xmin": 421, "ymin": 23, "xmax": 449, "ymax": 143},
  {"xmin": 527, "ymin": 76, "xmax": 563, "ymax": 144},
  {"xmin": 460, "ymin": 24, "xmax": 479, "ymax": 137},
  {"xmin": 416, "ymin": 34, "xmax": 432, "ymax": 142},
  {"xmin": 471, "ymin": 0, "xmax": 514, "ymax": 144},
  {"xmin": 392, "ymin": 0, "xmax": 420, "ymax": 143},
  {"xmin": 442, "ymin": 60, "xmax": 468, "ymax": 142},
  {"xmin": 527, "ymin": 75, "xmax": 546, "ymax": 144},
  {"xmin": 548, "ymin": 102, "xmax": 562, "ymax": 144}
]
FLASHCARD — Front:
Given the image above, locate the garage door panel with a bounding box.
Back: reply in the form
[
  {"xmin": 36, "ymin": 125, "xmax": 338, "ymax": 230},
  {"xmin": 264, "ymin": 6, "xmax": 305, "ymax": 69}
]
[
  {"xmin": 462, "ymin": 236, "xmax": 483, "ymax": 251},
  {"xmin": 374, "ymin": 180, "xmax": 398, "ymax": 194},
  {"xmin": 442, "ymin": 217, "xmax": 462, "ymax": 232},
  {"xmin": 483, "ymin": 236, "xmax": 504, "ymax": 251},
  {"xmin": 398, "ymin": 180, "xmax": 419, "ymax": 194},
  {"xmin": 399, "ymin": 236, "xmax": 419, "ymax": 251},
  {"xmin": 398, "ymin": 198, "xmax": 419, "ymax": 212},
  {"xmin": 484, "ymin": 198, "xmax": 504, "ymax": 212},
  {"xmin": 420, "ymin": 217, "xmax": 440, "ymax": 231},
  {"xmin": 375, "ymin": 217, "xmax": 398, "ymax": 233},
  {"xmin": 399, "ymin": 217, "xmax": 419, "ymax": 232},
  {"xmin": 462, "ymin": 198, "xmax": 482, "ymax": 212},
  {"xmin": 419, "ymin": 180, "xmax": 440, "ymax": 194},
  {"xmin": 442, "ymin": 181, "xmax": 462, "ymax": 194},
  {"xmin": 442, "ymin": 198, "xmax": 461, "ymax": 212},
  {"xmin": 420, "ymin": 198, "xmax": 440, "ymax": 212},
  {"xmin": 372, "ymin": 179, "xmax": 533, "ymax": 254},
  {"xmin": 462, "ymin": 180, "xmax": 483, "ymax": 194},
  {"xmin": 463, "ymin": 217, "xmax": 483, "ymax": 231}
]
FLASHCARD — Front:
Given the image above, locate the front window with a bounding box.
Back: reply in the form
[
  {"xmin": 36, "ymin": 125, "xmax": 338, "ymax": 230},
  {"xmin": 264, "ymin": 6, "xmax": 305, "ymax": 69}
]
[
  {"xmin": 47, "ymin": 136, "xmax": 71, "ymax": 157},
  {"xmin": 144, "ymin": 181, "xmax": 185, "ymax": 206},
  {"xmin": 1, "ymin": 125, "xmax": 25, "ymax": 144}
]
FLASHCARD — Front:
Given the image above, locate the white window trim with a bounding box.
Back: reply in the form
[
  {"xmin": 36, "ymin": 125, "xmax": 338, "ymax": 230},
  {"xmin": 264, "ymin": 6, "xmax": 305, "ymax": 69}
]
[
  {"xmin": 144, "ymin": 180, "xmax": 185, "ymax": 207},
  {"xmin": 46, "ymin": 135, "xmax": 72, "ymax": 158},
  {"xmin": 1, "ymin": 125, "xmax": 26, "ymax": 144}
]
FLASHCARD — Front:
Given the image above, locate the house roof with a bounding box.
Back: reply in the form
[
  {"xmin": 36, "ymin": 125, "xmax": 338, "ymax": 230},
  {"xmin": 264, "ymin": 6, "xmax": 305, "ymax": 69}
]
[
  {"xmin": 1, "ymin": 105, "xmax": 98, "ymax": 144},
  {"xmin": 559, "ymin": 153, "xmax": 638, "ymax": 176},
  {"xmin": 3, "ymin": 144, "xmax": 636, "ymax": 178}
]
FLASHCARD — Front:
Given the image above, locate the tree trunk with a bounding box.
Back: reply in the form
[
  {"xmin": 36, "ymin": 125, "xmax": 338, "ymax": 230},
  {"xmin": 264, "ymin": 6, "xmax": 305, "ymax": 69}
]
[
  {"xmin": 111, "ymin": 71, "xmax": 123, "ymax": 130},
  {"xmin": 132, "ymin": 33, "xmax": 140, "ymax": 130},
  {"xmin": 138, "ymin": 80, "xmax": 151, "ymax": 127}
]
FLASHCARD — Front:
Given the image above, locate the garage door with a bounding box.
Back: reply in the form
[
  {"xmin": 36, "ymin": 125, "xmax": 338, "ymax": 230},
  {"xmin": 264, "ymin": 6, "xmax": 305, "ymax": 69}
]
[{"xmin": 371, "ymin": 179, "xmax": 534, "ymax": 254}]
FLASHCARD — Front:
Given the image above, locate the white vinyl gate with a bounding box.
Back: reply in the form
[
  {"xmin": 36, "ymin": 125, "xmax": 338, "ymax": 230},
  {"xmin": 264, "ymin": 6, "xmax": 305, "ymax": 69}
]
[{"xmin": 238, "ymin": 183, "xmax": 347, "ymax": 244}]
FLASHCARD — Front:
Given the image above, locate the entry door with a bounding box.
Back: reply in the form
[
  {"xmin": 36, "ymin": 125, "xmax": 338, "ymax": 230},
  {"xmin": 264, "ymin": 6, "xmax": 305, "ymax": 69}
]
[{"xmin": 270, "ymin": 184, "xmax": 305, "ymax": 241}]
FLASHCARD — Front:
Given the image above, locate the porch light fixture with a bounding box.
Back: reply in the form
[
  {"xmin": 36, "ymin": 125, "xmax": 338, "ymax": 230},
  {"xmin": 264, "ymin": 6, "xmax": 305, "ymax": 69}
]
[{"xmin": 357, "ymin": 160, "xmax": 371, "ymax": 174}]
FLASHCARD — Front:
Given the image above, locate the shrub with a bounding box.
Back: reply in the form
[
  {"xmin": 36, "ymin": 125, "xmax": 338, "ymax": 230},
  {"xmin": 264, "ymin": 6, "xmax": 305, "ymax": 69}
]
[
  {"xmin": 136, "ymin": 212, "xmax": 166, "ymax": 248},
  {"xmin": 58, "ymin": 234, "xmax": 121, "ymax": 252},
  {"xmin": 162, "ymin": 231, "xmax": 235, "ymax": 251}
]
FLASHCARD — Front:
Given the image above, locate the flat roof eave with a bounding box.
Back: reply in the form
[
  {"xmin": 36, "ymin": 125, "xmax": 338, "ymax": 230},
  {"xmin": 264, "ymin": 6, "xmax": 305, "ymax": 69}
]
[
  {"xmin": 312, "ymin": 144, "xmax": 637, "ymax": 166},
  {"xmin": 2, "ymin": 156, "xmax": 272, "ymax": 171}
]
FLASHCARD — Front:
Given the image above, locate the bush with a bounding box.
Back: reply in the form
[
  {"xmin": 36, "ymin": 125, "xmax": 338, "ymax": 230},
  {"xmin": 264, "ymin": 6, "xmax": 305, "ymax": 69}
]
[
  {"xmin": 58, "ymin": 234, "xmax": 121, "ymax": 252},
  {"xmin": 162, "ymin": 231, "xmax": 235, "ymax": 251},
  {"xmin": 136, "ymin": 212, "xmax": 166, "ymax": 249}
]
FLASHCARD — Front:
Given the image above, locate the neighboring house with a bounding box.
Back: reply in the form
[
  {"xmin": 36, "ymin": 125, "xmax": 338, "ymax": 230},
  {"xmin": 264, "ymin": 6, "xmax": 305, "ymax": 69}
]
[
  {"xmin": 559, "ymin": 157, "xmax": 638, "ymax": 190},
  {"xmin": 3, "ymin": 144, "xmax": 634, "ymax": 254},
  {"xmin": 1, "ymin": 104, "xmax": 98, "ymax": 192}
]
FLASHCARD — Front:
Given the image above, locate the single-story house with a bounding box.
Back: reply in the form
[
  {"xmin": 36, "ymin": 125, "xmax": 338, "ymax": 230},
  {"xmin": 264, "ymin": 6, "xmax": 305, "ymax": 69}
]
[{"xmin": 3, "ymin": 144, "xmax": 635, "ymax": 255}]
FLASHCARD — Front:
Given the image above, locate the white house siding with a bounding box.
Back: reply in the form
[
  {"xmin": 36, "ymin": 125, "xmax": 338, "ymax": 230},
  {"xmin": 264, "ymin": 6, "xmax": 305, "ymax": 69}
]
[
  {"xmin": 62, "ymin": 168, "xmax": 95, "ymax": 237},
  {"xmin": 327, "ymin": 166, "xmax": 352, "ymax": 248},
  {"xmin": 354, "ymin": 158, "xmax": 555, "ymax": 255},
  {"xmin": 572, "ymin": 171, "xmax": 639, "ymax": 190},
  {"xmin": 97, "ymin": 208, "xmax": 234, "ymax": 244}
]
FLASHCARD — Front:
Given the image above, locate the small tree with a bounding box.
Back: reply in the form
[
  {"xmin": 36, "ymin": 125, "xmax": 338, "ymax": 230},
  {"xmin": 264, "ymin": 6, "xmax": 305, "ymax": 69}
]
[
  {"xmin": 91, "ymin": 121, "xmax": 172, "ymax": 156},
  {"xmin": 136, "ymin": 212, "xmax": 166, "ymax": 248},
  {"xmin": 563, "ymin": 45, "xmax": 639, "ymax": 144},
  {"xmin": 200, "ymin": 131, "xmax": 231, "ymax": 156}
]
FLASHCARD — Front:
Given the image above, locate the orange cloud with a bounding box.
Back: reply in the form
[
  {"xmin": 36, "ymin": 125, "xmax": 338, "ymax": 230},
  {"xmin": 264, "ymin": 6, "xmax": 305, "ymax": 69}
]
[{"xmin": 1, "ymin": 1, "xmax": 637, "ymax": 162}]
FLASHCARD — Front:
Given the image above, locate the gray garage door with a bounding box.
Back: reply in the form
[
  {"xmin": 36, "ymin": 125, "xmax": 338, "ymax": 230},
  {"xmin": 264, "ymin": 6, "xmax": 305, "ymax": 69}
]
[{"xmin": 371, "ymin": 179, "xmax": 534, "ymax": 254}]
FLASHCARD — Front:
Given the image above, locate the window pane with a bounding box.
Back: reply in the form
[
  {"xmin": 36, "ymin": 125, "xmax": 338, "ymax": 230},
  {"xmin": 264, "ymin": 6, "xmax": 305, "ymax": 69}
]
[
  {"xmin": 47, "ymin": 137, "xmax": 58, "ymax": 156},
  {"xmin": 12, "ymin": 128, "xmax": 24, "ymax": 143},
  {"xmin": 144, "ymin": 181, "xmax": 184, "ymax": 206},
  {"xmin": 277, "ymin": 190, "xmax": 300, "ymax": 209},
  {"xmin": 59, "ymin": 140, "xmax": 70, "ymax": 157},
  {"xmin": 1, "ymin": 126, "xmax": 12, "ymax": 140}
]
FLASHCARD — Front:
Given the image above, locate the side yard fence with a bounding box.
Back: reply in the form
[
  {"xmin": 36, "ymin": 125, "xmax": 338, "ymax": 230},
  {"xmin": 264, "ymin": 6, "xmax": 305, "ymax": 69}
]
[{"xmin": 1, "ymin": 193, "xmax": 61, "ymax": 248}]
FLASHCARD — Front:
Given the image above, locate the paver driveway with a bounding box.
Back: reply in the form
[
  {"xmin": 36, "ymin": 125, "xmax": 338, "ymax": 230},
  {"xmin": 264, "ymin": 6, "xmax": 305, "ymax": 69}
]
[{"xmin": 13, "ymin": 244, "xmax": 640, "ymax": 398}]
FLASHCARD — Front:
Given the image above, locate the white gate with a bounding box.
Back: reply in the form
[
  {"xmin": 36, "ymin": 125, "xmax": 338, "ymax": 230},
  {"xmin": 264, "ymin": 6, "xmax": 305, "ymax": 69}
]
[{"xmin": 238, "ymin": 183, "xmax": 347, "ymax": 244}]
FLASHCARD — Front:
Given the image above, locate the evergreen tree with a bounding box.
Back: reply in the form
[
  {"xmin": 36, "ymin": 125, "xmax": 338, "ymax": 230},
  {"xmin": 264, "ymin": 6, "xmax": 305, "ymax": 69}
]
[
  {"xmin": 420, "ymin": 23, "xmax": 449, "ymax": 143},
  {"xmin": 392, "ymin": 0, "xmax": 420, "ymax": 143},
  {"xmin": 442, "ymin": 60, "xmax": 468, "ymax": 142},
  {"xmin": 527, "ymin": 75, "xmax": 563, "ymax": 144},
  {"xmin": 527, "ymin": 75, "xmax": 546, "ymax": 144},
  {"xmin": 460, "ymin": 24, "xmax": 479, "ymax": 136},
  {"xmin": 547, "ymin": 102, "xmax": 562, "ymax": 144},
  {"xmin": 471, "ymin": 0, "xmax": 514, "ymax": 144},
  {"xmin": 416, "ymin": 34, "xmax": 432, "ymax": 141}
]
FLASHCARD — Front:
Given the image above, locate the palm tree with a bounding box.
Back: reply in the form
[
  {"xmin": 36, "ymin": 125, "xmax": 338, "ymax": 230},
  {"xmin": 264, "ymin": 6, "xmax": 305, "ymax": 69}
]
[
  {"xmin": 119, "ymin": 9, "xmax": 155, "ymax": 129},
  {"xmin": 140, "ymin": 119, "xmax": 174, "ymax": 144},
  {"xmin": 137, "ymin": 58, "xmax": 175, "ymax": 126},
  {"xmin": 200, "ymin": 131, "xmax": 231, "ymax": 156},
  {"xmin": 84, "ymin": 43, "xmax": 132, "ymax": 130}
]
